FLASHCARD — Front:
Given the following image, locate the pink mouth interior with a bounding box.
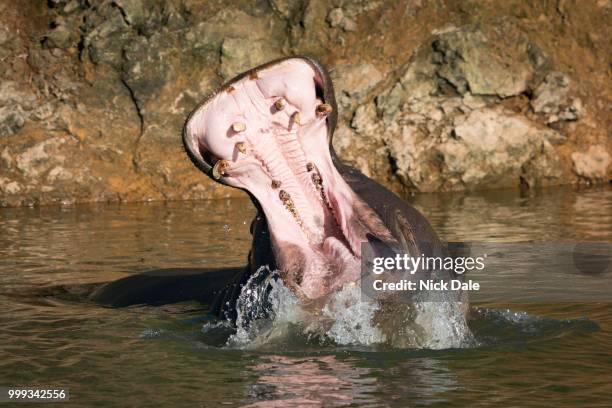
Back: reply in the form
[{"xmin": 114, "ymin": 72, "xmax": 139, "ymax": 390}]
[{"xmin": 185, "ymin": 59, "xmax": 392, "ymax": 299}]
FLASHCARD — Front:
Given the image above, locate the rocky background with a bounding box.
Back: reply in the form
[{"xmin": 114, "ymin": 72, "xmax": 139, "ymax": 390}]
[{"xmin": 0, "ymin": 0, "xmax": 610, "ymax": 206}]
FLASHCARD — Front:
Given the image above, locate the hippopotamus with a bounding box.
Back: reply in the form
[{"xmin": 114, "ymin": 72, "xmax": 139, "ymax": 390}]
[{"xmin": 93, "ymin": 57, "xmax": 467, "ymax": 329}]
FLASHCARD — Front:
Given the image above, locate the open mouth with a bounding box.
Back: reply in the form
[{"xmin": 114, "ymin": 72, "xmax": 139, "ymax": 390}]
[{"xmin": 183, "ymin": 57, "xmax": 394, "ymax": 300}]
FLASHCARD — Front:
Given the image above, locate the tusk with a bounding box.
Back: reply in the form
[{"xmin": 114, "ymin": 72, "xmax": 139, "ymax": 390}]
[
  {"xmin": 315, "ymin": 103, "xmax": 333, "ymax": 117},
  {"xmin": 212, "ymin": 159, "xmax": 229, "ymax": 180}
]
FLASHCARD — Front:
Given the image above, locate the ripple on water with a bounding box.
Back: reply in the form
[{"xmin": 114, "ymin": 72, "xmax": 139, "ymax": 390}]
[{"xmin": 1, "ymin": 187, "xmax": 611, "ymax": 406}]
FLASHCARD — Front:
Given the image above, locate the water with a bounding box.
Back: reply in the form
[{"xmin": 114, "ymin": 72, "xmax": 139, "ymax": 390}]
[{"xmin": 1, "ymin": 186, "xmax": 611, "ymax": 406}]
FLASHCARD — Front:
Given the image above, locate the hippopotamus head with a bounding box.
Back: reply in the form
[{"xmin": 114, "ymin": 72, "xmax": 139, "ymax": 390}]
[{"xmin": 182, "ymin": 57, "xmax": 427, "ymax": 302}]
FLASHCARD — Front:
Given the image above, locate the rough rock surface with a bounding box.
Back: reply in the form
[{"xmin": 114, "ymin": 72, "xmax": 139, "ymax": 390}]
[
  {"xmin": 0, "ymin": 0, "xmax": 610, "ymax": 206},
  {"xmin": 572, "ymin": 145, "xmax": 611, "ymax": 181}
]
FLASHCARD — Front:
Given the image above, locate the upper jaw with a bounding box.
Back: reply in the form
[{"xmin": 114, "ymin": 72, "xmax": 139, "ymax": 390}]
[
  {"xmin": 182, "ymin": 56, "xmax": 337, "ymax": 183},
  {"xmin": 182, "ymin": 56, "xmax": 341, "ymax": 242}
]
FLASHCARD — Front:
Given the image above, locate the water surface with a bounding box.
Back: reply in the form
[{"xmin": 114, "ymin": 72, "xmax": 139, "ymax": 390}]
[{"xmin": 1, "ymin": 186, "xmax": 611, "ymax": 406}]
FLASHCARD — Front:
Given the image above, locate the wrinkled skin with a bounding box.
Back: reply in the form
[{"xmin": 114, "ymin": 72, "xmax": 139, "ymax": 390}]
[{"xmin": 92, "ymin": 57, "xmax": 466, "ymax": 323}]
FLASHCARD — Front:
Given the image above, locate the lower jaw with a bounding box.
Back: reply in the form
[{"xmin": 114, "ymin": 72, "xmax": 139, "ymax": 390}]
[
  {"xmin": 272, "ymin": 233, "xmax": 362, "ymax": 300},
  {"xmin": 261, "ymin": 170, "xmax": 380, "ymax": 300}
]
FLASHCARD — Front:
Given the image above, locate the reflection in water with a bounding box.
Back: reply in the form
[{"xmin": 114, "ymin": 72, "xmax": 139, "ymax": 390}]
[
  {"xmin": 377, "ymin": 356, "xmax": 460, "ymax": 402},
  {"xmin": 244, "ymin": 354, "xmax": 461, "ymax": 407},
  {"xmin": 245, "ymin": 355, "xmax": 377, "ymax": 407},
  {"xmin": 412, "ymin": 186, "xmax": 612, "ymax": 242}
]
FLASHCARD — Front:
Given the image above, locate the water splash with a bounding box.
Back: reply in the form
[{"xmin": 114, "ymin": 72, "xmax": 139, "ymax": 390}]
[
  {"xmin": 221, "ymin": 267, "xmax": 475, "ymax": 349},
  {"xmin": 226, "ymin": 266, "xmax": 306, "ymax": 348},
  {"xmin": 319, "ymin": 283, "xmax": 385, "ymax": 346},
  {"xmin": 411, "ymin": 301, "xmax": 476, "ymax": 349},
  {"xmin": 139, "ymin": 328, "xmax": 165, "ymax": 339}
]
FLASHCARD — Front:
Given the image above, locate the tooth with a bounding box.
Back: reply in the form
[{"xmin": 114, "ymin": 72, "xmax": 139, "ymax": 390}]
[
  {"xmin": 271, "ymin": 180, "xmax": 281, "ymax": 189},
  {"xmin": 316, "ymin": 103, "xmax": 333, "ymax": 117},
  {"xmin": 306, "ymin": 162, "xmax": 314, "ymax": 172},
  {"xmin": 278, "ymin": 189, "xmax": 305, "ymax": 231},
  {"xmin": 212, "ymin": 159, "xmax": 229, "ymax": 180},
  {"xmin": 232, "ymin": 122, "xmax": 246, "ymax": 133},
  {"xmin": 279, "ymin": 190, "xmax": 290, "ymax": 202},
  {"xmin": 274, "ymin": 98, "xmax": 286, "ymax": 111},
  {"xmin": 311, "ymin": 171, "xmax": 334, "ymax": 212},
  {"xmin": 235, "ymin": 142, "xmax": 247, "ymax": 153},
  {"xmin": 291, "ymin": 112, "xmax": 301, "ymax": 125}
]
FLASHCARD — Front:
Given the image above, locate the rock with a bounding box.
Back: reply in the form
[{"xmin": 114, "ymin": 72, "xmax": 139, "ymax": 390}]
[
  {"xmin": 332, "ymin": 122, "xmax": 388, "ymax": 180},
  {"xmin": 342, "ymin": 0, "xmax": 384, "ymax": 15},
  {"xmin": 326, "ymin": 8, "xmax": 357, "ymax": 32},
  {"xmin": 520, "ymin": 139, "xmax": 563, "ymax": 188},
  {"xmin": 122, "ymin": 34, "xmax": 171, "ymax": 107},
  {"xmin": 531, "ymin": 71, "xmax": 570, "ymax": 113},
  {"xmin": 0, "ymin": 2, "xmax": 610, "ymax": 206},
  {"xmin": 331, "ymin": 64, "xmax": 383, "ymax": 108},
  {"xmin": 376, "ymin": 52, "xmax": 438, "ymax": 122},
  {"xmin": 384, "ymin": 122, "xmax": 442, "ymax": 191},
  {"xmin": 442, "ymin": 109, "xmax": 532, "ymax": 187},
  {"xmin": 0, "ymin": 105, "xmax": 26, "ymax": 137},
  {"xmin": 84, "ymin": 10, "xmax": 132, "ymax": 67},
  {"xmin": 220, "ymin": 38, "xmax": 281, "ymax": 80},
  {"xmin": 47, "ymin": 166, "xmax": 73, "ymax": 182},
  {"xmin": 48, "ymin": 0, "xmax": 69, "ymax": 7},
  {"xmin": 269, "ymin": 0, "xmax": 303, "ymax": 19},
  {"xmin": 409, "ymin": 108, "xmax": 564, "ymax": 190},
  {"xmin": 0, "ymin": 25, "xmax": 9, "ymax": 46},
  {"xmin": 0, "ymin": 148, "xmax": 12, "ymax": 168},
  {"xmin": 559, "ymin": 98, "xmax": 583, "ymax": 121},
  {"xmin": 62, "ymin": 0, "xmax": 80, "ymax": 14},
  {"xmin": 332, "ymin": 124, "xmax": 354, "ymax": 159},
  {"xmin": 189, "ymin": 9, "xmax": 282, "ymax": 54},
  {"xmin": 530, "ymin": 72, "xmax": 584, "ymax": 124},
  {"xmin": 0, "ymin": 82, "xmax": 37, "ymax": 137},
  {"xmin": 15, "ymin": 138, "xmax": 66, "ymax": 177},
  {"xmin": 351, "ymin": 103, "xmax": 380, "ymax": 135},
  {"xmin": 0, "ymin": 177, "xmax": 21, "ymax": 194},
  {"xmin": 326, "ymin": 9, "xmax": 344, "ymax": 27},
  {"xmin": 572, "ymin": 145, "xmax": 611, "ymax": 181},
  {"xmin": 44, "ymin": 23, "xmax": 73, "ymax": 49},
  {"xmin": 114, "ymin": 0, "xmax": 146, "ymax": 27},
  {"xmin": 432, "ymin": 27, "xmax": 533, "ymax": 97}
]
